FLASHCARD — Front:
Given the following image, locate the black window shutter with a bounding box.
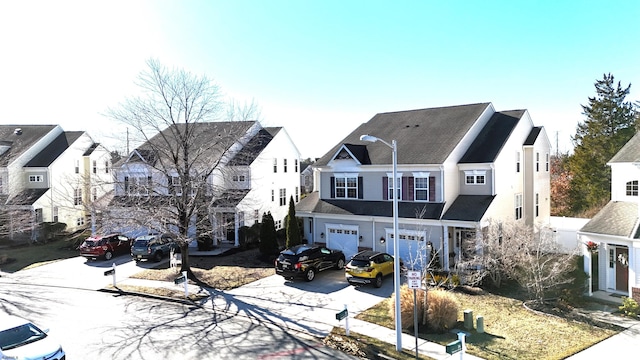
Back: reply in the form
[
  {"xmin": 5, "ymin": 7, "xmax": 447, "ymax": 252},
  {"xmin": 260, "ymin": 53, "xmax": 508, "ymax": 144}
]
[
  {"xmin": 382, "ymin": 177, "xmax": 388, "ymax": 200},
  {"xmin": 358, "ymin": 177, "xmax": 364, "ymax": 199},
  {"xmin": 330, "ymin": 176, "xmax": 335, "ymax": 198},
  {"xmin": 429, "ymin": 176, "xmax": 436, "ymax": 201}
]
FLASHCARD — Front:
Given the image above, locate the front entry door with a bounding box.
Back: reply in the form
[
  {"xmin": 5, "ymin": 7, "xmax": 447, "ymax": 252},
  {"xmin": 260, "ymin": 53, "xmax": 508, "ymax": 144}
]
[{"xmin": 616, "ymin": 247, "xmax": 629, "ymax": 292}]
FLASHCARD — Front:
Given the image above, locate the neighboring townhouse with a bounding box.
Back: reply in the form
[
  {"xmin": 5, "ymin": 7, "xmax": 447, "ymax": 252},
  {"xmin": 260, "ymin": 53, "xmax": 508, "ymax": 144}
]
[
  {"xmin": 579, "ymin": 132, "xmax": 640, "ymax": 301},
  {"xmin": 0, "ymin": 125, "xmax": 112, "ymax": 240},
  {"xmin": 300, "ymin": 162, "xmax": 314, "ymax": 194},
  {"xmin": 107, "ymin": 121, "xmax": 300, "ymax": 246},
  {"xmin": 296, "ymin": 103, "xmax": 551, "ymax": 268}
]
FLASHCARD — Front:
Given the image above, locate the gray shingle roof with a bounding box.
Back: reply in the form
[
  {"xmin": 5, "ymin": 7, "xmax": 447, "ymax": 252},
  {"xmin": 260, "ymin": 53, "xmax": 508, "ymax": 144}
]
[
  {"xmin": 296, "ymin": 192, "xmax": 444, "ymax": 219},
  {"xmin": 315, "ymin": 103, "xmax": 492, "ymax": 166},
  {"xmin": 25, "ymin": 131, "xmax": 84, "ymax": 167},
  {"xmin": 211, "ymin": 189, "xmax": 250, "ymax": 208},
  {"xmin": 459, "ymin": 111, "xmax": 524, "ymax": 163},
  {"xmin": 125, "ymin": 121, "xmax": 257, "ymax": 169},
  {"xmin": 609, "ymin": 132, "xmax": 640, "ymax": 163},
  {"xmin": 580, "ymin": 201, "xmax": 639, "ymax": 238},
  {"xmin": 441, "ymin": 195, "xmax": 495, "ymax": 222},
  {"xmin": 0, "ymin": 125, "xmax": 58, "ymax": 167},
  {"xmin": 5, "ymin": 189, "xmax": 49, "ymax": 206},
  {"xmin": 227, "ymin": 127, "xmax": 280, "ymax": 166},
  {"xmin": 524, "ymin": 126, "xmax": 542, "ymax": 146}
]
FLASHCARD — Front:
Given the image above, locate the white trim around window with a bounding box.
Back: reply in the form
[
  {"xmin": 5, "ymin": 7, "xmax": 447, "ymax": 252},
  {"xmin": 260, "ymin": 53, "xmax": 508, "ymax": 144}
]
[
  {"xmin": 464, "ymin": 170, "xmax": 486, "ymax": 185},
  {"xmin": 29, "ymin": 175, "xmax": 44, "ymax": 182}
]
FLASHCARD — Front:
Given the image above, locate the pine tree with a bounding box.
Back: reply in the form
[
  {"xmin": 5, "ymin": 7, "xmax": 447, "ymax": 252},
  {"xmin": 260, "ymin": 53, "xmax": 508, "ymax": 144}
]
[
  {"xmin": 259, "ymin": 212, "xmax": 279, "ymax": 256},
  {"xmin": 568, "ymin": 73, "xmax": 638, "ymax": 214},
  {"xmin": 286, "ymin": 196, "xmax": 301, "ymax": 248}
]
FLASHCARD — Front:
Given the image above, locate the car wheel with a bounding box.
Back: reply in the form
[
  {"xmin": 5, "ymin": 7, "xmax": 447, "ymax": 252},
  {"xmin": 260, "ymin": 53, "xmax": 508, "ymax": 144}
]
[
  {"xmin": 104, "ymin": 251, "xmax": 113, "ymax": 261},
  {"xmin": 305, "ymin": 268, "xmax": 316, "ymax": 282},
  {"xmin": 374, "ymin": 274, "xmax": 383, "ymax": 288},
  {"xmin": 153, "ymin": 251, "xmax": 163, "ymax": 262},
  {"xmin": 335, "ymin": 258, "xmax": 345, "ymax": 270}
]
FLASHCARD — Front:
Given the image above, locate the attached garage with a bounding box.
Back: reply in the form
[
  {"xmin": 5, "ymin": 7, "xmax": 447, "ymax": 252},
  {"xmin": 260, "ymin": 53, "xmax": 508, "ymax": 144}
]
[
  {"xmin": 326, "ymin": 224, "xmax": 359, "ymax": 260},
  {"xmin": 385, "ymin": 229, "xmax": 431, "ymax": 269}
]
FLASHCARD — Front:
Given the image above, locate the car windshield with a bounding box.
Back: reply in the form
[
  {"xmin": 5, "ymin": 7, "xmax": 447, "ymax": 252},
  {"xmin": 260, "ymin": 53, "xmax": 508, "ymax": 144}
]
[
  {"xmin": 350, "ymin": 259, "xmax": 371, "ymax": 267},
  {"xmin": 0, "ymin": 323, "xmax": 47, "ymax": 350}
]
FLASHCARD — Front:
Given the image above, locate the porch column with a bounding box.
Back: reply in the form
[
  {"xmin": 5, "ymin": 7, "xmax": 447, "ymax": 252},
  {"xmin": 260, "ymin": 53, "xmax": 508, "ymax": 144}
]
[
  {"xmin": 234, "ymin": 212, "xmax": 240, "ymax": 247},
  {"xmin": 443, "ymin": 226, "xmax": 450, "ymax": 270}
]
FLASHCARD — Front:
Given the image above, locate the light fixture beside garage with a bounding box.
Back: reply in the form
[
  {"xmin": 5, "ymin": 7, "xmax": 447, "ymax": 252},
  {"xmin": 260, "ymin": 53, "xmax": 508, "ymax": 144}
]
[
  {"xmin": 359, "ymin": 235, "xmax": 363, "ymax": 242},
  {"xmin": 320, "ymin": 232, "xmax": 324, "ymax": 239},
  {"xmin": 380, "ymin": 236, "xmax": 386, "ymax": 244}
]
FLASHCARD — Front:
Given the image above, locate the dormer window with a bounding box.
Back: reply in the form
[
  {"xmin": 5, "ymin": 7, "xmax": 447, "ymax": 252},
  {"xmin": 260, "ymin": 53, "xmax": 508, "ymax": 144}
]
[
  {"xmin": 626, "ymin": 180, "xmax": 638, "ymax": 196},
  {"xmin": 464, "ymin": 170, "xmax": 486, "ymax": 185}
]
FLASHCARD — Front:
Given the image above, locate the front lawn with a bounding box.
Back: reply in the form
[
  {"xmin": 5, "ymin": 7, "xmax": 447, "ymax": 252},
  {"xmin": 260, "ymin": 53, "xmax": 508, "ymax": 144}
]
[
  {"xmin": 356, "ymin": 291, "xmax": 620, "ymax": 360},
  {"xmin": 0, "ymin": 239, "xmax": 78, "ymax": 272}
]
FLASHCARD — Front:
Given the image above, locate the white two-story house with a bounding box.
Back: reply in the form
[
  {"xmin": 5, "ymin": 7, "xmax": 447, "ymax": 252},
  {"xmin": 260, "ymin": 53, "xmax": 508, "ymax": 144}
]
[
  {"xmin": 0, "ymin": 125, "xmax": 112, "ymax": 240},
  {"xmin": 296, "ymin": 103, "xmax": 551, "ymax": 268},
  {"xmin": 579, "ymin": 132, "xmax": 640, "ymax": 301},
  {"xmin": 106, "ymin": 121, "xmax": 300, "ymax": 246}
]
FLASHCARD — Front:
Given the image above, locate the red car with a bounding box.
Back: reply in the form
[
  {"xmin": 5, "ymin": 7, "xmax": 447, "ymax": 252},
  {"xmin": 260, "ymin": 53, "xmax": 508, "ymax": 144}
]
[{"xmin": 79, "ymin": 234, "xmax": 132, "ymax": 261}]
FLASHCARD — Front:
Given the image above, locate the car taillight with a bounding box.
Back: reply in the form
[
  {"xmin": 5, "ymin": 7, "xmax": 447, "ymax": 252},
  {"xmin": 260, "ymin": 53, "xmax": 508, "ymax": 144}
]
[
  {"xmin": 147, "ymin": 247, "xmax": 151, "ymax": 254},
  {"xmin": 102, "ymin": 246, "xmax": 108, "ymax": 251},
  {"xmin": 294, "ymin": 263, "xmax": 302, "ymax": 270}
]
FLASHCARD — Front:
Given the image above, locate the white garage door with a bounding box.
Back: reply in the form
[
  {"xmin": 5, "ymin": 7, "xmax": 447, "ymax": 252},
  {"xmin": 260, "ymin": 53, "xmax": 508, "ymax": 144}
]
[
  {"xmin": 386, "ymin": 231, "xmax": 430, "ymax": 270},
  {"xmin": 327, "ymin": 227, "xmax": 359, "ymax": 260}
]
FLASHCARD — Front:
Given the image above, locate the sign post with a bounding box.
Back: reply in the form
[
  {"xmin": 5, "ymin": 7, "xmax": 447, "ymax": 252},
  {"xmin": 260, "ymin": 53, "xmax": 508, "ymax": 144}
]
[
  {"xmin": 103, "ymin": 263, "xmax": 116, "ymax": 287},
  {"xmin": 335, "ymin": 305, "xmax": 349, "ymax": 336},
  {"xmin": 406, "ymin": 270, "xmax": 421, "ymax": 359},
  {"xmin": 174, "ymin": 271, "xmax": 188, "ymax": 298}
]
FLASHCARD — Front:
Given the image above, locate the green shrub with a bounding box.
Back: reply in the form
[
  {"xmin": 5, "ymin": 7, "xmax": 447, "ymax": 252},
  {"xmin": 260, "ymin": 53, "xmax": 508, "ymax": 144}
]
[{"xmin": 620, "ymin": 297, "xmax": 640, "ymax": 317}]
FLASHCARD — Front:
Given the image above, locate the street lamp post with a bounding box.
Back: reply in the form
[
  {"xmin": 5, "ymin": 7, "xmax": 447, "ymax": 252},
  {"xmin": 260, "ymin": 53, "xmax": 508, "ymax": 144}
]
[{"xmin": 360, "ymin": 134, "xmax": 402, "ymax": 352}]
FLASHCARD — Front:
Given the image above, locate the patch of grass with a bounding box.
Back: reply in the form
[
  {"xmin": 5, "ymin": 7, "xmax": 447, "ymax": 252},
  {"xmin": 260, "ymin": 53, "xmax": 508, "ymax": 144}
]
[
  {"xmin": 107, "ymin": 284, "xmax": 208, "ymax": 301},
  {"xmin": 356, "ymin": 291, "xmax": 619, "ymax": 360},
  {"xmin": 131, "ymin": 248, "xmax": 275, "ymax": 290},
  {"xmin": 0, "ymin": 239, "xmax": 78, "ymax": 272}
]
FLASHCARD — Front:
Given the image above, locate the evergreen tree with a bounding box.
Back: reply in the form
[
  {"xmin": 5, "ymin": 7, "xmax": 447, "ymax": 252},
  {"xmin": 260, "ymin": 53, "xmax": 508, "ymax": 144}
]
[
  {"xmin": 568, "ymin": 73, "xmax": 638, "ymax": 214},
  {"xmin": 286, "ymin": 196, "xmax": 302, "ymax": 248},
  {"xmin": 259, "ymin": 212, "xmax": 278, "ymax": 256}
]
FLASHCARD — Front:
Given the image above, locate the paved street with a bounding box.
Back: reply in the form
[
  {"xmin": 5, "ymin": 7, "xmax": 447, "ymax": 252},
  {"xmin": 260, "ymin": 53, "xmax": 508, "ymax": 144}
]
[
  {"xmin": 0, "ymin": 255, "xmax": 364, "ymax": 359},
  {"xmin": 0, "ymin": 276, "xmax": 357, "ymax": 359}
]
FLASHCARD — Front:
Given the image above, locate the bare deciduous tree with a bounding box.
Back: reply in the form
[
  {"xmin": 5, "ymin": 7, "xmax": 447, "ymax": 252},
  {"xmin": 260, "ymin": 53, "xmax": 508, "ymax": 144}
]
[
  {"xmin": 106, "ymin": 59, "xmax": 261, "ymax": 280},
  {"xmin": 458, "ymin": 219, "xmax": 578, "ymax": 304}
]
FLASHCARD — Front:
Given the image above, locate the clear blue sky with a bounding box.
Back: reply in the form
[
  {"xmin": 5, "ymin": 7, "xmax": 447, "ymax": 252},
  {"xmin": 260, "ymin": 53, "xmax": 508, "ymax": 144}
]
[{"xmin": 1, "ymin": 1, "xmax": 638, "ymax": 158}]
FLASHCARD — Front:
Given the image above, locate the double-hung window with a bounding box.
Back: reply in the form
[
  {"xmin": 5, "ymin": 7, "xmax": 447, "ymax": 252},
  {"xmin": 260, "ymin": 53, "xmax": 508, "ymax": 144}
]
[
  {"xmin": 386, "ymin": 173, "xmax": 402, "ymax": 200},
  {"xmin": 515, "ymin": 193, "xmax": 523, "ymax": 220},
  {"xmin": 279, "ymin": 188, "xmax": 286, "ymax": 206},
  {"xmin": 74, "ymin": 188, "xmax": 82, "ymax": 206},
  {"xmin": 335, "ymin": 173, "xmax": 358, "ymax": 199},
  {"xmin": 412, "ymin": 171, "xmax": 430, "ymax": 201},
  {"xmin": 626, "ymin": 180, "xmax": 638, "ymax": 196},
  {"xmin": 516, "ymin": 152, "xmax": 521, "ymax": 173}
]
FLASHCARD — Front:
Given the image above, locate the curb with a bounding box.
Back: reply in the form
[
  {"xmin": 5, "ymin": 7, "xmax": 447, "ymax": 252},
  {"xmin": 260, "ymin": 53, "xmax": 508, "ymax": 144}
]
[{"xmin": 98, "ymin": 287, "xmax": 206, "ymax": 307}]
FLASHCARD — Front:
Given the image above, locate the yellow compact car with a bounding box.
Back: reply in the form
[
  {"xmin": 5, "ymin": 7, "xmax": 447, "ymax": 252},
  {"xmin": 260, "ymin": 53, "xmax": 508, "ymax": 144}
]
[{"xmin": 345, "ymin": 250, "xmax": 397, "ymax": 288}]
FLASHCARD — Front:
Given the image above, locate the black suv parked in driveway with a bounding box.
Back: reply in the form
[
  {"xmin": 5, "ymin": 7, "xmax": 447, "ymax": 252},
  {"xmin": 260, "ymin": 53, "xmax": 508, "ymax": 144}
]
[
  {"xmin": 131, "ymin": 234, "xmax": 175, "ymax": 262},
  {"xmin": 275, "ymin": 244, "xmax": 346, "ymax": 282}
]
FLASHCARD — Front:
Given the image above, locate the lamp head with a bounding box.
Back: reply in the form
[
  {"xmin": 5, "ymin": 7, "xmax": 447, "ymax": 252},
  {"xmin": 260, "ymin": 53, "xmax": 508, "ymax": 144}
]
[{"xmin": 360, "ymin": 134, "xmax": 379, "ymax": 143}]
